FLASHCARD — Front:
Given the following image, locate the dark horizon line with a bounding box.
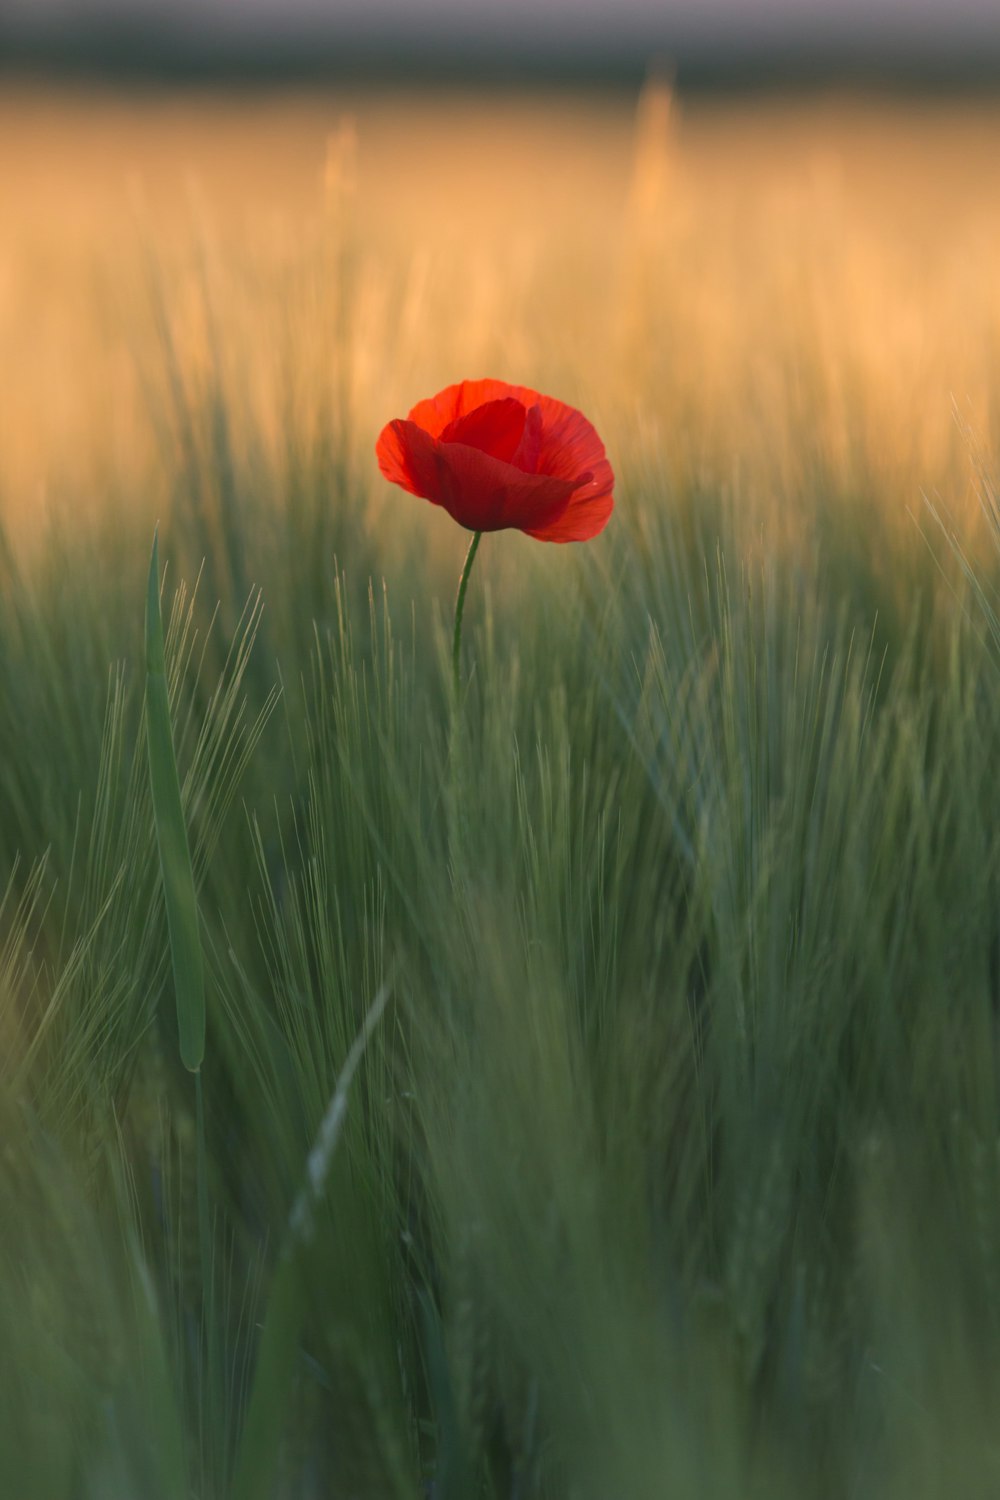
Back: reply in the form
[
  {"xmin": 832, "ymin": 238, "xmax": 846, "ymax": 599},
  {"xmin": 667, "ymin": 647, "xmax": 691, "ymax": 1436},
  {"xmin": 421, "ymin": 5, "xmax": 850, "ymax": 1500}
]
[{"xmin": 3, "ymin": 18, "xmax": 1000, "ymax": 94}]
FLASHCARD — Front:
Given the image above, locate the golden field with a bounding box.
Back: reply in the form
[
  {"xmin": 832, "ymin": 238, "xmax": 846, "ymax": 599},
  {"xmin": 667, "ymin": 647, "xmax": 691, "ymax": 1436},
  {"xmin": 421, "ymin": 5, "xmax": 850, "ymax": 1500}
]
[{"xmin": 3, "ymin": 82, "xmax": 1000, "ymax": 558}]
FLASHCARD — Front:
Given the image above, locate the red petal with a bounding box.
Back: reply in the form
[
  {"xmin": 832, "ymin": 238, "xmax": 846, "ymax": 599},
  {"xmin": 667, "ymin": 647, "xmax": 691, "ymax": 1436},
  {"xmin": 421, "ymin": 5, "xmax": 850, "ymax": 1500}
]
[
  {"xmin": 375, "ymin": 418, "xmax": 443, "ymax": 504},
  {"xmin": 534, "ymin": 396, "xmax": 612, "ymax": 488},
  {"xmin": 440, "ymin": 397, "xmax": 528, "ymax": 463},
  {"xmin": 434, "ymin": 442, "xmax": 575, "ymax": 533},
  {"xmin": 526, "ymin": 396, "xmax": 615, "ymax": 542},
  {"xmin": 408, "ymin": 378, "xmax": 539, "ymax": 439},
  {"xmin": 376, "ymin": 417, "xmax": 574, "ymax": 533},
  {"xmin": 379, "ymin": 381, "xmax": 614, "ymax": 543},
  {"xmin": 525, "ymin": 483, "xmax": 614, "ymax": 542},
  {"xmin": 512, "ymin": 401, "xmax": 544, "ymax": 473}
]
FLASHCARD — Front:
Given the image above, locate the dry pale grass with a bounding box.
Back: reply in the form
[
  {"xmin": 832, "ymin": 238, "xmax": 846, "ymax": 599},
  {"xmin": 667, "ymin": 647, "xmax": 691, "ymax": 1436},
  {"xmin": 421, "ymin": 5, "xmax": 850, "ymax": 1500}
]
[{"xmin": 2, "ymin": 81, "xmax": 1000, "ymax": 558}]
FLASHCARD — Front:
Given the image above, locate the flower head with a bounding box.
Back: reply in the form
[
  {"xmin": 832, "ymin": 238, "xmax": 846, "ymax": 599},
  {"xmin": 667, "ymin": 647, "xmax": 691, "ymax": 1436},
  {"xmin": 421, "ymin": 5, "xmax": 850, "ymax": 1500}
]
[{"xmin": 375, "ymin": 378, "xmax": 614, "ymax": 542}]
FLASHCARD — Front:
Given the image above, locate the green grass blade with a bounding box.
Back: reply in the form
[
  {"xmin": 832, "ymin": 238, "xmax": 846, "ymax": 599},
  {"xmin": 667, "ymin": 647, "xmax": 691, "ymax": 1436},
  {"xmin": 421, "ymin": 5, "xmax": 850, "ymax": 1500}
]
[
  {"xmin": 228, "ymin": 1249, "xmax": 306, "ymax": 1500},
  {"xmin": 419, "ymin": 1290, "xmax": 474, "ymax": 1500},
  {"xmin": 145, "ymin": 530, "xmax": 206, "ymax": 1072},
  {"xmin": 129, "ymin": 1243, "xmax": 190, "ymax": 1500},
  {"xmin": 230, "ymin": 984, "xmax": 390, "ymax": 1500}
]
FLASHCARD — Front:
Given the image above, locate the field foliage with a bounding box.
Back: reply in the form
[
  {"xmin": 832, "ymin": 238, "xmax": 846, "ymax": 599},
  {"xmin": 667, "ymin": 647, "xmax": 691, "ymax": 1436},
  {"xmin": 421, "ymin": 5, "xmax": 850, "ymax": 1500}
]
[{"xmin": 4, "ymin": 83, "xmax": 1000, "ymax": 1497}]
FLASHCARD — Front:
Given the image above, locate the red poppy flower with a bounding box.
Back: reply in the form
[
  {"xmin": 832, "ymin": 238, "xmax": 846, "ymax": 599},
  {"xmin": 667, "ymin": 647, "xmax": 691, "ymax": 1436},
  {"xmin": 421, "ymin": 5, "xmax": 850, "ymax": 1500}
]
[{"xmin": 375, "ymin": 378, "xmax": 614, "ymax": 542}]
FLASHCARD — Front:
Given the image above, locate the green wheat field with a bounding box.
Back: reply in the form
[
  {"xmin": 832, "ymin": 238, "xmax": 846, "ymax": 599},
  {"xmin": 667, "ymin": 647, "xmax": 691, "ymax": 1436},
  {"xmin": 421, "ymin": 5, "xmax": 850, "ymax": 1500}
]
[{"xmin": 5, "ymin": 81, "xmax": 1000, "ymax": 1497}]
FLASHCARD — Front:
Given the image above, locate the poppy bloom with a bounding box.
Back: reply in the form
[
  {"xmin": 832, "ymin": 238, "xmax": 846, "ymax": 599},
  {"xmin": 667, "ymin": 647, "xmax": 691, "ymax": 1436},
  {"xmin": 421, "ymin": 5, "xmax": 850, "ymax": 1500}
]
[{"xmin": 375, "ymin": 377, "xmax": 614, "ymax": 542}]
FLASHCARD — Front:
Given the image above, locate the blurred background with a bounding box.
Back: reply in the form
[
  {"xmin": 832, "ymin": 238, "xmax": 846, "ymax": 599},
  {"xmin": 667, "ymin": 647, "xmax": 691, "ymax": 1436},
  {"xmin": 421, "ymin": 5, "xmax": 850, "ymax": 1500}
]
[{"xmin": 2, "ymin": 0, "xmax": 1000, "ymax": 549}]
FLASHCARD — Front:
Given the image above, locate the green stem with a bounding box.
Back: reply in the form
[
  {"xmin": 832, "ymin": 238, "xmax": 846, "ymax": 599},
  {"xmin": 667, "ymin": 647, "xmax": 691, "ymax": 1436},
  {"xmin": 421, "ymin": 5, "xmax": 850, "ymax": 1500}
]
[{"xmin": 452, "ymin": 530, "xmax": 483, "ymax": 692}]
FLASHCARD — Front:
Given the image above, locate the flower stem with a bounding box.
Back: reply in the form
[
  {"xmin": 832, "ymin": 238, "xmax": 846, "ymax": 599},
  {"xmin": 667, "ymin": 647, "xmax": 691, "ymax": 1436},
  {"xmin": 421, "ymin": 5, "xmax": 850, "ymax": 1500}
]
[{"xmin": 452, "ymin": 529, "xmax": 482, "ymax": 692}]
